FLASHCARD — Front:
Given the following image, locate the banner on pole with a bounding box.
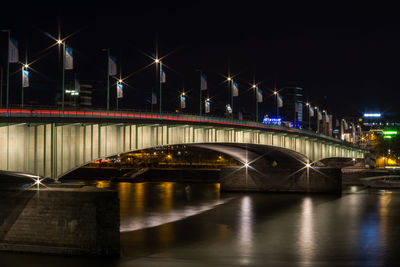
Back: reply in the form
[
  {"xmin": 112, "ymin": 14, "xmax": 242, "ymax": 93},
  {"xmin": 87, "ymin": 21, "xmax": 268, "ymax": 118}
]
[
  {"xmin": 325, "ymin": 112, "xmax": 330, "ymax": 123},
  {"xmin": 180, "ymin": 95, "xmax": 186, "ymax": 109},
  {"xmin": 9, "ymin": 38, "xmax": 19, "ymax": 63},
  {"xmin": 277, "ymin": 94, "xmax": 283, "ymax": 107},
  {"xmin": 64, "ymin": 47, "xmax": 73, "ymax": 70},
  {"xmin": 152, "ymin": 92, "xmax": 157, "ymax": 104},
  {"xmin": 117, "ymin": 82, "xmax": 123, "ymax": 98},
  {"xmin": 201, "ymin": 74, "xmax": 207, "ymax": 90},
  {"xmin": 318, "ymin": 110, "xmax": 322, "ymax": 120},
  {"xmin": 238, "ymin": 111, "xmax": 243, "ymax": 120},
  {"xmin": 226, "ymin": 104, "xmax": 232, "ymax": 114},
  {"xmin": 232, "ymin": 82, "xmax": 238, "ymax": 97},
  {"xmin": 257, "ymin": 89, "xmax": 263, "ymax": 103},
  {"xmin": 309, "ymin": 106, "xmax": 314, "ymax": 117},
  {"xmin": 205, "ymin": 99, "xmax": 210, "ymax": 113},
  {"xmin": 108, "ymin": 55, "xmax": 117, "ymax": 76},
  {"xmin": 160, "ymin": 65, "xmax": 166, "ymax": 83},
  {"xmin": 22, "ymin": 69, "xmax": 29, "ymax": 87}
]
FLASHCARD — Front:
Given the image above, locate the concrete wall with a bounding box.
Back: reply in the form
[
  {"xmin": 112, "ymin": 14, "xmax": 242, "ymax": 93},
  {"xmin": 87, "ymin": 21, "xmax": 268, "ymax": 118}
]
[
  {"xmin": 0, "ymin": 186, "xmax": 120, "ymax": 256},
  {"xmin": 220, "ymin": 166, "xmax": 342, "ymax": 193}
]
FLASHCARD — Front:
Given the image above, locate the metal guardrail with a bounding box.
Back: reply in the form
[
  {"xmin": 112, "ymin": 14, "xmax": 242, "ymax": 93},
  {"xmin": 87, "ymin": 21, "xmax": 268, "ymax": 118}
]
[{"xmin": 0, "ymin": 106, "xmax": 366, "ymax": 150}]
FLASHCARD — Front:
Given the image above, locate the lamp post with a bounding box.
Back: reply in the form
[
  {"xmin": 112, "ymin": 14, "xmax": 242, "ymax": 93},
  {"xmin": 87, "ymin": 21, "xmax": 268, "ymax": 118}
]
[
  {"xmin": 253, "ymin": 84, "xmax": 258, "ymax": 122},
  {"xmin": 21, "ymin": 64, "xmax": 28, "ymax": 109},
  {"xmin": 306, "ymin": 102, "xmax": 311, "ymax": 130},
  {"xmin": 154, "ymin": 58, "xmax": 162, "ymax": 116},
  {"xmin": 2, "ymin": 29, "xmax": 10, "ymax": 116},
  {"xmin": 57, "ymin": 39, "xmax": 66, "ymax": 116},
  {"xmin": 227, "ymin": 77, "xmax": 232, "ymax": 118},
  {"xmin": 274, "ymin": 90, "xmax": 278, "ymax": 117}
]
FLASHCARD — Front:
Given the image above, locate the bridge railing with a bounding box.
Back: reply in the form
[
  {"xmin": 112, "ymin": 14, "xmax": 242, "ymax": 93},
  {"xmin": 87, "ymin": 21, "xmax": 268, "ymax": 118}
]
[{"xmin": 0, "ymin": 105, "xmax": 363, "ymax": 150}]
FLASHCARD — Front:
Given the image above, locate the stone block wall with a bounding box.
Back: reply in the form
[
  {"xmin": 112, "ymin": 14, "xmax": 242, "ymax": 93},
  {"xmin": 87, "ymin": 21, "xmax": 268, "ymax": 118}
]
[{"xmin": 0, "ymin": 186, "xmax": 120, "ymax": 256}]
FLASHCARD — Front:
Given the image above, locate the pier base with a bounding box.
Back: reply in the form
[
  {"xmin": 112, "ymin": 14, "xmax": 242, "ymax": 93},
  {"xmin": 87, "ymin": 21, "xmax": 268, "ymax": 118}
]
[
  {"xmin": 220, "ymin": 166, "xmax": 342, "ymax": 193},
  {"xmin": 0, "ymin": 186, "xmax": 120, "ymax": 256}
]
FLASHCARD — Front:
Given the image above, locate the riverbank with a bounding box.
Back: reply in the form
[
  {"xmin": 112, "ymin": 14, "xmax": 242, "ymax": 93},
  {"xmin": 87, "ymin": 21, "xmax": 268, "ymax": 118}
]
[{"xmin": 61, "ymin": 167, "xmax": 220, "ymax": 183}]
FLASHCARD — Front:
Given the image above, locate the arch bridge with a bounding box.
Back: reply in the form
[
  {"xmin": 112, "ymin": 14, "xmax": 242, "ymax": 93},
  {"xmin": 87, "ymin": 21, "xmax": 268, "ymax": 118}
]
[{"xmin": 0, "ymin": 108, "xmax": 367, "ymax": 180}]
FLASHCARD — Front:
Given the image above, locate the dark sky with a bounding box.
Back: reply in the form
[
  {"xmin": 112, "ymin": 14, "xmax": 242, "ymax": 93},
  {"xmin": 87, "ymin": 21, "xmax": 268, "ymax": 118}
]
[{"xmin": 1, "ymin": 1, "xmax": 400, "ymax": 118}]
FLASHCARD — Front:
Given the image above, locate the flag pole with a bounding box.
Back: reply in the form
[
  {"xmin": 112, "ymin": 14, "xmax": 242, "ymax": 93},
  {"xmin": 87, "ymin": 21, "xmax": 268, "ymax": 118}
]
[
  {"xmin": 255, "ymin": 87, "xmax": 258, "ymax": 122},
  {"xmin": 106, "ymin": 49, "xmax": 110, "ymax": 114},
  {"xmin": 199, "ymin": 70, "xmax": 202, "ymax": 116},
  {"xmin": 0, "ymin": 65, "xmax": 3, "ymax": 108},
  {"xmin": 230, "ymin": 81, "xmax": 233, "ymax": 119},
  {"xmin": 21, "ymin": 66, "xmax": 24, "ymax": 109},
  {"xmin": 61, "ymin": 42, "xmax": 65, "ymax": 117},
  {"xmin": 308, "ymin": 103, "xmax": 311, "ymax": 130},
  {"xmin": 159, "ymin": 61, "xmax": 162, "ymax": 117},
  {"xmin": 6, "ymin": 30, "xmax": 10, "ymax": 117}
]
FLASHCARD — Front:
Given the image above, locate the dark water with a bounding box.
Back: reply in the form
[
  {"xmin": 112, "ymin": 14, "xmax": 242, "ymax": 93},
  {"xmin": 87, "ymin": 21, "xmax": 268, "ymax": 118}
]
[{"xmin": 2, "ymin": 182, "xmax": 400, "ymax": 266}]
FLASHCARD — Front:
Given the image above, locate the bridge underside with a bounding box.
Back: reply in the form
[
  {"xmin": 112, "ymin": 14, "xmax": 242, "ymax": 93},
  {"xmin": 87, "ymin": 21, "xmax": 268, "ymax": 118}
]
[{"xmin": 0, "ymin": 122, "xmax": 365, "ymax": 179}]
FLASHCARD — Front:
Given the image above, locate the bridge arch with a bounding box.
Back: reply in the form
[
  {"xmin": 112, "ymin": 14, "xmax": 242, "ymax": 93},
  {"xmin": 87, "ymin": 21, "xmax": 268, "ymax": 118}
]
[{"xmin": 0, "ymin": 121, "xmax": 366, "ymax": 179}]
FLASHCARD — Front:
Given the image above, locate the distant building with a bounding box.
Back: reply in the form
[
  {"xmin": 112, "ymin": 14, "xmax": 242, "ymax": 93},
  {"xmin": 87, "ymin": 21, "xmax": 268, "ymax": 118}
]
[
  {"xmin": 80, "ymin": 84, "xmax": 93, "ymax": 107},
  {"xmin": 280, "ymin": 87, "xmax": 303, "ymax": 127}
]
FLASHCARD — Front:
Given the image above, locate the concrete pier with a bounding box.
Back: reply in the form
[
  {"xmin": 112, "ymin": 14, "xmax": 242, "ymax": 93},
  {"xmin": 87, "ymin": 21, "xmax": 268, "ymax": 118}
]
[
  {"xmin": 220, "ymin": 166, "xmax": 342, "ymax": 193},
  {"xmin": 0, "ymin": 185, "xmax": 120, "ymax": 256}
]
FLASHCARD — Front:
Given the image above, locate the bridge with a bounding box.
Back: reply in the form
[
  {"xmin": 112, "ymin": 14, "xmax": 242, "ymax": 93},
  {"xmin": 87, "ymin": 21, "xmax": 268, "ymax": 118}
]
[{"xmin": 0, "ymin": 108, "xmax": 366, "ymax": 180}]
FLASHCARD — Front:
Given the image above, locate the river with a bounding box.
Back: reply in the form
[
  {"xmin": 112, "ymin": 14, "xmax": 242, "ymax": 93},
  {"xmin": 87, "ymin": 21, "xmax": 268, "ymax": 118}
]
[{"xmin": 1, "ymin": 181, "xmax": 400, "ymax": 266}]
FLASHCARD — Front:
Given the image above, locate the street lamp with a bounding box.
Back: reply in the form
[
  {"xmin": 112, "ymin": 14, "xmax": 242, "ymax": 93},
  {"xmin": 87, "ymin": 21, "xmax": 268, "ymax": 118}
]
[
  {"xmin": 57, "ymin": 39, "xmax": 66, "ymax": 116},
  {"xmin": 253, "ymin": 83, "xmax": 258, "ymax": 122}
]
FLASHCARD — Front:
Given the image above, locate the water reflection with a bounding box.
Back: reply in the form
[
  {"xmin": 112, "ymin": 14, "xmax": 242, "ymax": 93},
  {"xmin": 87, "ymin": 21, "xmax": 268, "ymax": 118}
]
[
  {"xmin": 238, "ymin": 196, "xmax": 253, "ymax": 265},
  {"xmin": 114, "ymin": 182, "xmax": 230, "ymax": 232},
  {"xmin": 298, "ymin": 197, "xmax": 314, "ymax": 265}
]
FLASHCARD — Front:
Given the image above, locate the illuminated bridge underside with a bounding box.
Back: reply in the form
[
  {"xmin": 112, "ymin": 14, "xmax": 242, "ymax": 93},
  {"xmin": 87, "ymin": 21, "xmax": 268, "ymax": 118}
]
[{"xmin": 0, "ymin": 122, "xmax": 365, "ymax": 179}]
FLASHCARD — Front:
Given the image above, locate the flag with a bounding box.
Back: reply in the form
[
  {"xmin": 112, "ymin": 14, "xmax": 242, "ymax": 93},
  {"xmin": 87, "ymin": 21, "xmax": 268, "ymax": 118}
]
[
  {"xmin": 22, "ymin": 69, "xmax": 29, "ymax": 87},
  {"xmin": 325, "ymin": 112, "xmax": 330, "ymax": 122},
  {"xmin": 9, "ymin": 38, "xmax": 19, "ymax": 63},
  {"xmin": 238, "ymin": 111, "xmax": 243, "ymax": 120},
  {"xmin": 344, "ymin": 120, "xmax": 349, "ymax": 130},
  {"xmin": 152, "ymin": 92, "xmax": 157, "ymax": 104},
  {"xmin": 108, "ymin": 55, "xmax": 117, "ymax": 76},
  {"xmin": 64, "ymin": 47, "xmax": 73, "ymax": 70},
  {"xmin": 336, "ymin": 119, "xmax": 340, "ymax": 127},
  {"xmin": 117, "ymin": 82, "xmax": 123, "ymax": 98},
  {"xmin": 226, "ymin": 104, "xmax": 232, "ymax": 114},
  {"xmin": 160, "ymin": 65, "xmax": 166, "ymax": 83},
  {"xmin": 205, "ymin": 99, "xmax": 210, "ymax": 113},
  {"xmin": 201, "ymin": 74, "xmax": 207, "ymax": 90},
  {"xmin": 309, "ymin": 106, "xmax": 314, "ymax": 117},
  {"xmin": 180, "ymin": 95, "xmax": 186, "ymax": 109},
  {"xmin": 318, "ymin": 110, "xmax": 322, "ymax": 120},
  {"xmin": 232, "ymin": 82, "xmax": 238, "ymax": 97},
  {"xmin": 277, "ymin": 95, "xmax": 283, "ymax": 108},
  {"xmin": 74, "ymin": 78, "xmax": 80, "ymax": 93},
  {"xmin": 257, "ymin": 89, "xmax": 263, "ymax": 103}
]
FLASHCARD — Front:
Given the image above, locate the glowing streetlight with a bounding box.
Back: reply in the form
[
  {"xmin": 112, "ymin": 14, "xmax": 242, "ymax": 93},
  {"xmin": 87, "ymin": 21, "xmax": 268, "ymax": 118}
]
[
  {"xmin": 155, "ymin": 58, "xmax": 160, "ymax": 63},
  {"xmin": 305, "ymin": 163, "xmax": 311, "ymax": 168},
  {"xmin": 118, "ymin": 79, "xmax": 123, "ymax": 83},
  {"xmin": 57, "ymin": 39, "xmax": 63, "ymax": 45},
  {"xmin": 273, "ymin": 91, "xmax": 277, "ymax": 95},
  {"xmin": 252, "ymin": 84, "xmax": 256, "ymax": 88},
  {"xmin": 244, "ymin": 162, "xmax": 249, "ymax": 168},
  {"xmin": 227, "ymin": 77, "xmax": 231, "ymax": 81}
]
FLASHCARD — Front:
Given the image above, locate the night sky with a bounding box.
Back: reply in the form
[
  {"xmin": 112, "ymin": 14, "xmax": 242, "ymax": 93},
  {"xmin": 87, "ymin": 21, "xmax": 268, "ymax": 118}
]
[{"xmin": 1, "ymin": 2, "xmax": 400, "ymax": 119}]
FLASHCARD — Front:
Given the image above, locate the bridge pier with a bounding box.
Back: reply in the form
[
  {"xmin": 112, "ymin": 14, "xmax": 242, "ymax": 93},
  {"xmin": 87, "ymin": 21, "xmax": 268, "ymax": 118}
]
[{"xmin": 220, "ymin": 165, "xmax": 342, "ymax": 193}]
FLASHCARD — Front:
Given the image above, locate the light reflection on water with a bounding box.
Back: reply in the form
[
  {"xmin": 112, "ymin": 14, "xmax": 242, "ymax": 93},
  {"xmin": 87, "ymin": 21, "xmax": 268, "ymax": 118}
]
[
  {"xmin": 3, "ymin": 182, "xmax": 400, "ymax": 266},
  {"xmin": 94, "ymin": 181, "xmax": 231, "ymax": 232},
  {"xmin": 238, "ymin": 196, "xmax": 253, "ymax": 264},
  {"xmin": 298, "ymin": 197, "xmax": 314, "ymax": 265}
]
